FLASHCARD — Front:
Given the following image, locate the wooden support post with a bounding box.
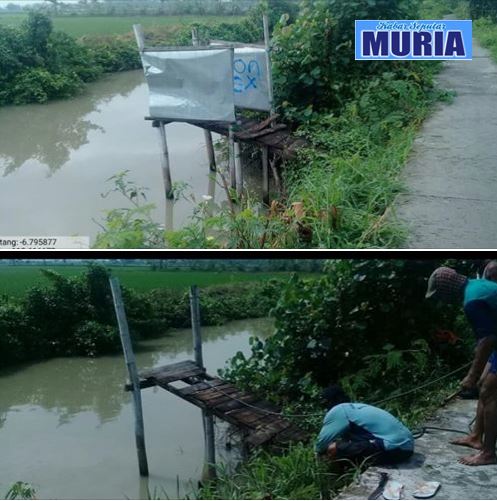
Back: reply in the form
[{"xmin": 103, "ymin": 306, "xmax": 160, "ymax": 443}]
[
  {"xmin": 263, "ymin": 13, "xmax": 275, "ymax": 118},
  {"xmin": 228, "ymin": 126, "xmax": 236, "ymax": 192},
  {"xmin": 165, "ymin": 197, "xmax": 174, "ymax": 232},
  {"xmin": 262, "ymin": 145, "xmax": 269, "ymax": 205},
  {"xmin": 189, "ymin": 286, "xmax": 216, "ymax": 481},
  {"xmin": 205, "ymin": 131, "xmax": 217, "ymax": 172},
  {"xmin": 234, "ymin": 141, "xmax": 243, "ymax": 197},
  {"xmin": 189, "ymin": 285, "xmax": 203, "ymax": 369},
  {"xmin": 109, "ymin": 277, "xmax": 149, "ymax": 477},
  {"xmin": 270, "ymin": 155, "xmax": 281, "ymax": 194},
  {"xmin": 191, "ymin": 27, "xmax": 217, "ymax": 172},
  {"xmin": 157, "ymin": 121, "xmax": 174, "ymax": 200}
]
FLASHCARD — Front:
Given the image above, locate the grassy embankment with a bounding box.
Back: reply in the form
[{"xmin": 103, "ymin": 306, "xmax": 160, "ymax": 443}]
[
  {"xmin": 0, "ymin": 13, "xmax": 244, "ymax": 37},
  {"xmin": 0, "ymin": 265, "xmax": 303, "ymax": 297}
]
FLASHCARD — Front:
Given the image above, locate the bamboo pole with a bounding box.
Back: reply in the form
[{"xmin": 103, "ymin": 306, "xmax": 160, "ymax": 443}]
[
  {"xmin": 192, "ymin": 28, "xmax": 217, "ymax": 172},
  {"xmin": 189, "ymin": 286, "xmax": 216, "ymax": 481},
  {"xmin": 157, "ymin": 121, "xmax": 174, "ymax": 200},
  {"xmin": 110, "ymin": 277, "xmax": 149, "ymax": 477}
]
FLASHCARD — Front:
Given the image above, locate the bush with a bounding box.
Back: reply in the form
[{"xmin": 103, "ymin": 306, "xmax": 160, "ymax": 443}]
[
  {"xmin": 272, "ymin": 0, "xmax": 423, "ymax": 119},
  {"xmin": 470, "ymin": 0, "xmax": 497, "ymax": 20},
  {"xmin": 11, "ymin": 67, "xmax": 83, "ymax": 104},
  {"xmin": 74, "ymin": 321, "xmax": 120, "ymax": 357},
  {"xmin": 0, "ymin": 265, "xmax": 284, "ymax": 368},
  {"xmin": 222, "ymin": 260, "xmax": 474, "ymax": 409}
]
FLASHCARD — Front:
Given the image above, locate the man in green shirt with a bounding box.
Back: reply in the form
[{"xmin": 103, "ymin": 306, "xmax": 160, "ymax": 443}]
[
  {"xmin": 315, "ymin": 385, "xmax": 413, "ymax": 464},
  {"xmin": 426, "ymin": 266, "xmax": 497, "ymax": 466}
]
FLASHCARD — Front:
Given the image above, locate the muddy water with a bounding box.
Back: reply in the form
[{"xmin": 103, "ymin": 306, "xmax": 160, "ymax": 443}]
[
  {"xmin": 0, "ymin": 70, "xmax": 262, "ymax": 243},
  {"xmin": 0, "ymin": 317, "xmax": 273, "ymax": 499}
]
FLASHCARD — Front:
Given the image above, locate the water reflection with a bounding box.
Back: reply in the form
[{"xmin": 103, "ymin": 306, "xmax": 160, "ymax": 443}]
[
  {"xmin": 0, "ymin": 71, "xmax": 143, "ymax": 176},
  {"xmin": 0, "ymin": 317, "xmax": 272, "ymax": 499},
  {"xmin": 0, "ymin": 318, "xmax": 272, "ymax": 428}
]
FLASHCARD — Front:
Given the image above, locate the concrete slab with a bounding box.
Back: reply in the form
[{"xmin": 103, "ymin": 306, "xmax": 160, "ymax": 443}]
[
  {"xmin": 396, "ymin": 194, "xmax": 497, "ymax": 248},
  {"xmin": 395, "ymin": 39, "xmax": 497, "ymax": 248},
  {"xmin": 336, "ymin": 399, "xmax": 497, "ymax": 500}
]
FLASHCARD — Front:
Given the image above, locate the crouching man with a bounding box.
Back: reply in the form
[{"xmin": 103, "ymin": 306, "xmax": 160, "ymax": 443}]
[{"xmin": 315, "ymin": 385, "xmax": 414, "ymax": 464}]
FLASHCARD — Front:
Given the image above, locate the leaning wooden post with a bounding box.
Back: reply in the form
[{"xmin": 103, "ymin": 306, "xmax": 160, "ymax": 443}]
[
  {"xmin": 109, "ymin": 277, "xmax": 149, "ymax": 477},
  {"xmin": 157, "ymin": 121, "xmax": 174, "ymax": 200},
  {"xmin": 192, "ymin": 27, "xmax": 217, "ymax": 172},
  {"xmin": 189, "ymin": 286, "xmax": 216, "ymax": 481}
]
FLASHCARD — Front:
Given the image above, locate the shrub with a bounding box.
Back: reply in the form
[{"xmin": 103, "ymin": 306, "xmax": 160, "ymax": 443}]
[
  {"xmin": 272, "ymin": 0, "xmax": 424, "ymax": 119},
  {"xmin": 74, "ymin": 321, "xmax": 120, "ymax": 357},
  {"xmin": 222, "ymin": 260, "xmax": 473, "ymax": 408},
  {"xmin": 0, "ymin": 265, "xmax": 284, "ymax": 368},
  {"xmin": 11, "ymin": 67, "xmax": 83, "ymax": 104},
  {"xmin": 470, "ymin": 0, "xmax": 497, "ymax": 20}
]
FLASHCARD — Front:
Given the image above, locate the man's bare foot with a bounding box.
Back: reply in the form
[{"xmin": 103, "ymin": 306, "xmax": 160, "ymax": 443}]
[
  {"xmin": 458, "ymin": 451, "xmax": 497, "ymax": 466},
  {"xmin": 451, "ymin": 435, "xmax": 483, "ymax": 450}
]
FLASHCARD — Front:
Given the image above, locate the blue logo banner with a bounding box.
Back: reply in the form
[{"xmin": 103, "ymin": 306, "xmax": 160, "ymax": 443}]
[{"xmin": 355, "ymin": 20, "xmax": 472, "ymax": 60}]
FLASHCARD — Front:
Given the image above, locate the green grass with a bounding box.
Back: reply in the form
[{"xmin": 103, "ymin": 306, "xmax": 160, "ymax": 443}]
[
  {"xmin": 0, "ymin": 265, "xmax": 305, "ymax": 297},
  {"xmin": 474, "ymin": 17, "xmax": 497, "ymax": 62},
  {"xmin": 0, "ymin": 14, "xmax": 244, "ymax": 37}
]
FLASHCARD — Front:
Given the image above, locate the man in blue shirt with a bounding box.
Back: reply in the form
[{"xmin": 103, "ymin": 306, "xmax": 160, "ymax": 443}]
[
  {"xmin": 426, "ymin": 266, "xmax": 497, "ymax": 466},
  {"xmin": 315, "ymin": 385, "xmax": 414, "ymax": 464}
]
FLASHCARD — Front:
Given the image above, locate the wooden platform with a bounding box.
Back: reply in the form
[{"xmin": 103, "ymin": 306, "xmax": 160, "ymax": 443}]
[
  {"xmin": 150, "ymin": 116, "xmax": 307, "ymax": 161},
  {"xmin": 126, "ymin": 360, "xmax": 309, "ymax": 449}
]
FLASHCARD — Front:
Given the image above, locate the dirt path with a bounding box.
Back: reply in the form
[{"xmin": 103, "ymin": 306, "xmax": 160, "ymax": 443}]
[
  {"xmin": 394, "ymin": 39, "xmax": 497, "ymax": 248},
  {"xmin": 337, "ymin": 398, "xmax": 497, "ymax": 500}
]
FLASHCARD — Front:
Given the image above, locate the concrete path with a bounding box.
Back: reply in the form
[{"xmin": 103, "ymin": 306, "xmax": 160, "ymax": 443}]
[
  {"xmin": 336, "ymin": 398, "xmax": 497, "ymax": 500},
  {"xmin": 395, "ymin": 40, "xmax": 497, "ymax": 248}
]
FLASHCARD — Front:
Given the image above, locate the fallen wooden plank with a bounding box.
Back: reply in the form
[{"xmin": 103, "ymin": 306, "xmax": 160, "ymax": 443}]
[{"xmin": 236, "ymin": 124, "xmax": 287, "ymax": 140}]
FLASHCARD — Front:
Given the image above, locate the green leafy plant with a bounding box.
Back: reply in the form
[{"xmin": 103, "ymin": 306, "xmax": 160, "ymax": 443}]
[{"xmin": 4, "ymin": 482, "xmax": 36, "ymax": 500}]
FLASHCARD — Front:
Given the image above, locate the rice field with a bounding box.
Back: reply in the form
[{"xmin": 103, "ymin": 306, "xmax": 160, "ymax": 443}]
[
  {"xmin": 0, "ymin": 265, "xmax": 305, "ymax": 297},
  {"xmin": 0, "ymin": 14, "xmax": 244, "ymax": 37}
]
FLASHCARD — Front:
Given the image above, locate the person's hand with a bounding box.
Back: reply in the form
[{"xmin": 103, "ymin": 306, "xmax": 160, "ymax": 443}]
[{"xmin": 326, "ymin": 442, "xmax": 338, "ymax": 460}]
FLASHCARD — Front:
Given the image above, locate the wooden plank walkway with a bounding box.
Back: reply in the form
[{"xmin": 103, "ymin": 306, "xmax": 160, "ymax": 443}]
[
  {"xmin": 150, "ymin": 116, "xmax": 308, "ymax": 161},
  {"xmin": 126, "ymin": 360, "xmax": 309, "ymax": 449}
]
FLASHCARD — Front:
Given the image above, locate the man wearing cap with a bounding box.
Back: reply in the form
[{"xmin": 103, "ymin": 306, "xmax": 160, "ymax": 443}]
[{"xmin": 426, "ymin": 266, "xmax": 497, "ymax": 466}]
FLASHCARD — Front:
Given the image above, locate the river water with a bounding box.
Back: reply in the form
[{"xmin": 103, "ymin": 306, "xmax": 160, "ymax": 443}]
[
  {"xmin": 0, "ymin": 70, "xmax": 264, "ymax": 243},
  {"xmin": 0, "ymin": 317, "xmax": 273, "ymax": 499}
]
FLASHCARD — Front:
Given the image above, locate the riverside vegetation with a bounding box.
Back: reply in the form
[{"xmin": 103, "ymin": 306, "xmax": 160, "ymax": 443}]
[
  {"xmin": 197, "ymin": 259, "xmax": 480, "ymax": 499},
  {"xmin": 93, "ymin": 0, "xmax": 455, "ymax": 249},
  {"xmin": 0, "ymin": 1, "xmax": 292, "ymax": 105},
  {"xmin": 0, "ymin": 264, "xmax": 284, "ymax": 367}
]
